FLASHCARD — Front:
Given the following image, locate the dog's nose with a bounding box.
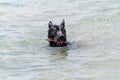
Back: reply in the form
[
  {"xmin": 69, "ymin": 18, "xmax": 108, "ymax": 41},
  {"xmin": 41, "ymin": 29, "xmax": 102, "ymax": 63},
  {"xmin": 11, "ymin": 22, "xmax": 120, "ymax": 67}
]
[
  {"xmin": 57, "ymin": 31, "xmax": 64, "ymax": 37},
  {"xmin": 60, "ymin": 35, "xmax": 64, "ymax": 39}
]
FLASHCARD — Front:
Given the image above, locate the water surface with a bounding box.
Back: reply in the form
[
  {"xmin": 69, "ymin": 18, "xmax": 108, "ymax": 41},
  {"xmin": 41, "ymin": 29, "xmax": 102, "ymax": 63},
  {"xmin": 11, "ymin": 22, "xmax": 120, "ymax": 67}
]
[{"xmin": 0, "ymin": 0, "xmax": 120, "ymax": 80}]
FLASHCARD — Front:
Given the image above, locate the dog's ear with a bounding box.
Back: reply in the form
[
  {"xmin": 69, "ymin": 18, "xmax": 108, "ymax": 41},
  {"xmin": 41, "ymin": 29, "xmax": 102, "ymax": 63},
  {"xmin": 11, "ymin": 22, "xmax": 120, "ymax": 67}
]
[
  {"xmin": 48, "ymin": 21, "xmax": 53, "ymax": 28},
  {"xmin": 60, "ymin": 19, "xmax": 65, "ymax": 27}
]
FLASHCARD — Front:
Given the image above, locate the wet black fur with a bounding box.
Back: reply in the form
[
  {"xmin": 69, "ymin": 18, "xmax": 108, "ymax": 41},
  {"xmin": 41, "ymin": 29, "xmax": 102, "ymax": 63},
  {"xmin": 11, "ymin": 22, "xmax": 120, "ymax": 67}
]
[{"xmin": 48, "ymin": 19, "xmax": 67, "ymax": 47}]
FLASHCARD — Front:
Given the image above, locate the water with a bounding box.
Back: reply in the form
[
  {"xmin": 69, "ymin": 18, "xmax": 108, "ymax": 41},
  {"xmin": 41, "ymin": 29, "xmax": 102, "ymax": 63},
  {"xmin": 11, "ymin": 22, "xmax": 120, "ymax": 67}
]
[{"xmin": 0, "ymin": 0, "xmax": 120, "ymax": 80}]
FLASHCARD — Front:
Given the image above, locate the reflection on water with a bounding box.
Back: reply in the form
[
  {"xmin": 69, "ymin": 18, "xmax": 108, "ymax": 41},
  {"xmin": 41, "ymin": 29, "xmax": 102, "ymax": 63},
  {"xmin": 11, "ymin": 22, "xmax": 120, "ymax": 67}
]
[{"xmin": 47, "ymin": 47, "xmax": 69, "ymax": 61}]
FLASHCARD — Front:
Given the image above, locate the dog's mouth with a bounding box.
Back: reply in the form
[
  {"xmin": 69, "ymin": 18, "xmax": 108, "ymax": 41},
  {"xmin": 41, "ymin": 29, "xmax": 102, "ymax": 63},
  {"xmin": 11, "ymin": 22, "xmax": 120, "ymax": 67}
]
[
  {"xmin": 46, "ymin": 37, "xmax": 71, "ymax": 46},
  {"xmin": 46, "ymin": 38, "xmax": 65, "ymax": 43},
  {"xmin": 56, "ymin": 35, "xmax": 64, "ymax": 40}
]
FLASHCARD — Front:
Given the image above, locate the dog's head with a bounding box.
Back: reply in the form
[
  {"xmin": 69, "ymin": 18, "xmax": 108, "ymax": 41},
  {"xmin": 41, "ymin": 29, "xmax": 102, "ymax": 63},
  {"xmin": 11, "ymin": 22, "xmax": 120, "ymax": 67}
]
[{"xmin": 48, "ymin": 19, "xmax": 67, "ymax": 47}]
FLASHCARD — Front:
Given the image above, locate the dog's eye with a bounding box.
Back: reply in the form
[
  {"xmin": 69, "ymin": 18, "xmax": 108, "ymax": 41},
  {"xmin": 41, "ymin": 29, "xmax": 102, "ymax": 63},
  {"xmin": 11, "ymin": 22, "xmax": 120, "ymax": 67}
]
[
  {"xmin": 50, "ymin": 28, "xmax": 54, "ymax": 31},
  {"xmin": 56, "ymin": 27, "xmax": 59, "ymax": 31}
]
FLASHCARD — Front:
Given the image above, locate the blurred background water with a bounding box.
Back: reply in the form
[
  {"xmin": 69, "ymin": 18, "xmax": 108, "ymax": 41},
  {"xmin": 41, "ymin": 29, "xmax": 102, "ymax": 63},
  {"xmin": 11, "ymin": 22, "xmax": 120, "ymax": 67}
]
[{"xmin": 0, "ymin": 0, "xmax": 120, "ymax": 80}]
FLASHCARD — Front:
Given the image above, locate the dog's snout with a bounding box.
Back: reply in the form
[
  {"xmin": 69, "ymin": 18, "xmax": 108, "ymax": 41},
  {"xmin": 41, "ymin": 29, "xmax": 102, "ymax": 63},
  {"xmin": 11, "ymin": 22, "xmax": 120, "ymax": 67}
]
[
  {"xmin": 60, "ymin": 35, "xmax": 64, "ymax": 39},
  {"xmin": 57, "ymin": 31, "xmax": 63, "ymax": 37}
]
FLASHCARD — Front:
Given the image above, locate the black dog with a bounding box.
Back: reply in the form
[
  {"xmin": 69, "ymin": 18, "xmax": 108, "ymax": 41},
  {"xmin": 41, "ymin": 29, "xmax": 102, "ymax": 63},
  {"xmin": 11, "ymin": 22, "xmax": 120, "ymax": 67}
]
[{"xmin": 47, "ymin": 19, "xmax": 67, "ymax": 47}]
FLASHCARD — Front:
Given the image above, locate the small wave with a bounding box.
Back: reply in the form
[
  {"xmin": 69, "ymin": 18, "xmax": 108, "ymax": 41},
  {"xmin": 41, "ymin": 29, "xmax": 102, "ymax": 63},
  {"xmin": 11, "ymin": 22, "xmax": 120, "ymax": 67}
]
[{"xmin": 0, "ymin": 2, "xmax": 24, "ymax": 8}]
